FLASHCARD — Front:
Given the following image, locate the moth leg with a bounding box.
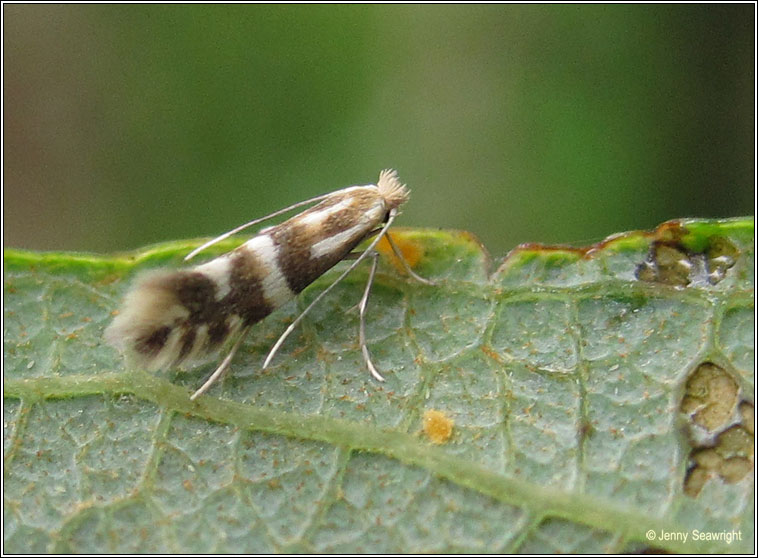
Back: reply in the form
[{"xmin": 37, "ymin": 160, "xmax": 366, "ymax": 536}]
[
  {"xmin": 334, "ymin": 251, "xmax": 371, "ymax": 315},
  {"xmin": 384, "ymin": 233, "xmax": 436, "ymax": 286},
  {"xmin": 262, "ymin": 209, "xmax": 400, "ymax": 371},
  {"xmin": 190, "ymin": 325, "xmax": 251, "ymax": 400},
  {"xmin": 358, "ymin": 251, "xmax": 385, "ymax": 381}
]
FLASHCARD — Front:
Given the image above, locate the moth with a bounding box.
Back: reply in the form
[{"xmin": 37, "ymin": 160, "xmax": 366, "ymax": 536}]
[{"xmin": 105, "ymin": 169, "xmax": 432, "ymax": 400}]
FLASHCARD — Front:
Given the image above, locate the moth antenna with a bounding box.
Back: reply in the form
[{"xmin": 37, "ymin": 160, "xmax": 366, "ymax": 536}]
[
  {"xmin": 262, "ymin": 209, "xmax": 400, "ymax": 370},
  {"xmin": 185, "ymin": 191, "xmax": 335, "ymax": 261}
]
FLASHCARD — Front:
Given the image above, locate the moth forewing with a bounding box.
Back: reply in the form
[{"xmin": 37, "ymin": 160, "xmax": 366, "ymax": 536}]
[{"xmin": 105, "ymin": 169, "xmax": 426, "ymax": 399}]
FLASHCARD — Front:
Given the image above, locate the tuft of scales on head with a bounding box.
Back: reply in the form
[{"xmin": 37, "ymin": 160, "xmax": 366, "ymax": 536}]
[{"xmin": 376, "ymin": 168, "xmax": 409, "ymax": 210}]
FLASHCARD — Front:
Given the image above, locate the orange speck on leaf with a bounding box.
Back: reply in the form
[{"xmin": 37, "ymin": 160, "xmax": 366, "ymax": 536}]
[
  {"xmin": 377, "ymin": 232, "xmax": 423, "ymax": 272},
  {"xmin": 423, "ymin": 409, "xmax": 454, "ymax": 444}
]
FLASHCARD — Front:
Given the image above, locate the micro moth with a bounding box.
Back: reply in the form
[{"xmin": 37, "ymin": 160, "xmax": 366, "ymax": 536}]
[{"xmin": 105, "ymin": 170, "xmax": 431, "ymax": 399}]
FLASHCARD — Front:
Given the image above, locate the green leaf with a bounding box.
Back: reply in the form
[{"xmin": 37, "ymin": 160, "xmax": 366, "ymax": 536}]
[{"xmin": 4, "ymin": 218, "xmax": 754, "ymax": 553}]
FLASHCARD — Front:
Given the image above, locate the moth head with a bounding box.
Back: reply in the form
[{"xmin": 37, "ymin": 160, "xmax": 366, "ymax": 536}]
[{"xmin": 377, "ymin": 168, "xmax": 410, "ymax": 210}]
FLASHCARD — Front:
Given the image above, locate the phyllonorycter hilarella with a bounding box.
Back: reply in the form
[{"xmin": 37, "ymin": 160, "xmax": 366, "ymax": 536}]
[{"xmin": 105, "ymin": 169, "xmax": 433, "ymax": 400}]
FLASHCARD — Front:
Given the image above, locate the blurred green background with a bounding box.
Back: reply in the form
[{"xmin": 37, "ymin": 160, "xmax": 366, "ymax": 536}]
[{"xmin": 4, "ymin": 4, "xmax": 754, "ymax": 258}]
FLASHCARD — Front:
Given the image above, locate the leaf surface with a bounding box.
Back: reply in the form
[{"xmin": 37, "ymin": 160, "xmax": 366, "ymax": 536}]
[{"xmin": 3, "ymin": 219, "xmax": 754, "ymax": 553}]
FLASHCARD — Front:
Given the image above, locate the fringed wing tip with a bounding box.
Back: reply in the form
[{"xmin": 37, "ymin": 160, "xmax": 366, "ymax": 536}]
[
  {"xmin": 104, "ymin": 270, "xmax": 191, "ymax": 370},
  {"xmin": 105, "ymin": 269, "xmax": 243, "ymax": 372}
]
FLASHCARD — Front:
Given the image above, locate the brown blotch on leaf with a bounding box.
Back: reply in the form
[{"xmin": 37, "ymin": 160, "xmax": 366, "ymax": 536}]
[
  {"xmin": 715, "ymin": 424, "xmax": 754, "ymax": 461},
  {"xmin": 739, "ymin": 401, "xmax": 754, "ymax": 435},
  {"xmin": 680, "ymin": 362, "xmax": 753, "ymax": 497},
  {"xmin": 705, "ymin": 236, "xmax": 739, "ymax": 284},
  {"xmin": 637, "ymin": 242, "xmax": 692, "ymax": 286},
  {"xmin": 680, "ymin": 362, "xmax": 738, "ymax": 432},
  {"xmin": 685, "ymin": 424, "xmax": 754, "ymax": 496},
  {"xmin": 720, "ymin": 457, "xmax": 753, "ymax": 483},
  {"xmin": 636, "ymin": 230, "xmax": 739, "ymax": 287},
  {"xmin": 684, "ymin": 465, "xmax": 714, "ymax": 498}
]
